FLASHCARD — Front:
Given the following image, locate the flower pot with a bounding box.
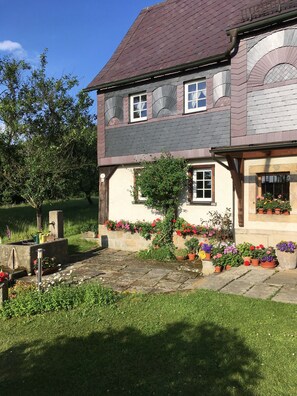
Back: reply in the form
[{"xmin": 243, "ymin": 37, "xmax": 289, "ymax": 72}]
[
  {"xmin": 266, "ymin": 209, "xmax": 273, "ymax": 215},
  {"xmin": 283, "ymin": 210, "xmax": 290, "ymax": 215},
  {"xmin": 176, "ymin": 256, "xmax": 185, "ymax": 262},
  {"xmin": 225, "ymin": 264, "xmax": 232, "ymax": 271},
  {"xmin": 261, "ymin": 260, "xmax": 276, "ymax": 269},
  {"xmin": 274, "ymin": 208, "xmax": 281, "ymax": 215},
  {"xmin": 276, "ymin": 250, "xmax": 297, "ymax": 270},
  {"xmin": 251, "ymin": 258, "xmax": 259, "ymax": 266},
  {"xmin": 188, "ymin": 253, "xmax": 196, "ymax": 261},
  {"xmin": 214, "ymin": 265, "xmax": 222, "ymax": 273},
  {"xmin": 205, "ymin": 252, "xmax": 211, "ymax": 261},
  {"xmin": 244, "ymin": 261, "xmax": 250, "ymax": 266},
  {"xmin": 258, "ymin": 208, "xmax": 264, "ymax": 214}
]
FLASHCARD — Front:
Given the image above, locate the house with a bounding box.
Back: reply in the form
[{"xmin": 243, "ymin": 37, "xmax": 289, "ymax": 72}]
[{"xmin": 86, "ymin": 0, "xmax": 297, "ymax": 248}]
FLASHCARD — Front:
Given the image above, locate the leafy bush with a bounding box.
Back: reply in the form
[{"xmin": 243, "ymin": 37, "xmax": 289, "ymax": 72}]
[
  {"xmin": 138, "ymin": 245, "xmax": 175, "ymax": 261},
  {"xmin": 80, "ymin": 220, "xmax": 98, "ymax": 233},
  {"xmin": 1, "ymin": 283, "xmax": 118, "ymax": 319}
]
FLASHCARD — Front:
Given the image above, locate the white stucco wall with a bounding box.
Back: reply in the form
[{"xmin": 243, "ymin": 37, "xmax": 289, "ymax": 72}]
[{"xmin": 108, "ymin": 159, "xmax": 233, "ymax": 224}]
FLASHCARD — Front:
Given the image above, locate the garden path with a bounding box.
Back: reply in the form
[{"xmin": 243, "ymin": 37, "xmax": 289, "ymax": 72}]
[{"xmin": 25, "ymin": 248, "xmax": 297, "ymax": 303}]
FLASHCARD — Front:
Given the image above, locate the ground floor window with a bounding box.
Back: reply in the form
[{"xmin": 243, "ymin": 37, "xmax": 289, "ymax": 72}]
[
  {"xmin": 257, "ymin": 172, "xmax": 290, "ymax": 200},
  {"xmin": 188, "ymin": 165, "xmax": 215, "ymax": 204}
]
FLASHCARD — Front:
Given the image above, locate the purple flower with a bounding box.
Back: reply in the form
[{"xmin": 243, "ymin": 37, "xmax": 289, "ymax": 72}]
[{"xmin": 276, "ymin": 241, "xmax": 297, "ymax": 253}]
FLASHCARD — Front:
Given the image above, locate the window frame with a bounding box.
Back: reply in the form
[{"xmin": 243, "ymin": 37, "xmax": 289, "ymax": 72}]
[
  {"xmin": 184, "ymin": 79, "xmax": 207, "ymax": 114},
  {"xmin": 256, "ymin": 172, "xmax": 290, "ymax": 200},
  {"xmin": 188, "ymin": 165, "xmax": 215, "ymax": 204},
  {"xmin": 130, "ymin": 93, "xmax": 148, "ymax": 123}
]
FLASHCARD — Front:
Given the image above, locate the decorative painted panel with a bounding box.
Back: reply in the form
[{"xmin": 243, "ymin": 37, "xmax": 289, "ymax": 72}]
[
  {"xmin": 152, "ymin": 85, "xmax": 177, "ymax": 118},
  {"xmin": 105, "ymin": 96, "xmax": 123, "ymax": 126},
  {"xmin": 247, "ymin": 29, "xmax": 297, "ymax": 75},
  {"xmin": 213, "ymin": 71, "xmax": 231, "ymax": 106}
]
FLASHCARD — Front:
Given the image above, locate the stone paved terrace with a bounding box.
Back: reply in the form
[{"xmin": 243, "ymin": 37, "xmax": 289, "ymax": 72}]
[{"xmin": 24, "ymin": 249, "xmax": 297, "ymax": 304}]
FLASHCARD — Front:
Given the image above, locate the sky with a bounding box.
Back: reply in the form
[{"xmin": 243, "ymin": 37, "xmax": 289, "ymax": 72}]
[{"xmin": 0, "ymin": 0, "xmax": 161, "ymax": 115}]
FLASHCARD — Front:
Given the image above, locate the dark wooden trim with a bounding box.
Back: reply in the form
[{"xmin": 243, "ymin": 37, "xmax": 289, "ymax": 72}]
[
  {"xmin": 98, "ymin": 166, "xmax": 117, "ymax": 224},
  {"xmin": 226, "ymin": 156, "xmax": 244, "ymax": 227}
]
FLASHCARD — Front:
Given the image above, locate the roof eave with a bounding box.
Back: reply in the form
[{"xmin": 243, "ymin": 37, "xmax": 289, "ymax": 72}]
[{"xmin": 84, "ymin": 52, "xmax": 230, "ymax": 93}]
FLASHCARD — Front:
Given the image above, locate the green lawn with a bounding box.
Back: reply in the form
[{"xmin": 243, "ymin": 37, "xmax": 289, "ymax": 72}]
[
  {"xmin": 0, "ymin": 289, "xmax": 296, "ymax": 395},
  {"xmin": 0, "ymin": 198, "xmax": 99, "ymax": 253}
]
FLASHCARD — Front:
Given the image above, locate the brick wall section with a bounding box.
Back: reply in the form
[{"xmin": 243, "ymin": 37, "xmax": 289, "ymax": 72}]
[
  {"xmin": 231, "ymin": 40, "xmax": 247, "ymax": 140},
  {"xmin": 176, "ymin": 84, "xmax": 184, "ymax": 114}
]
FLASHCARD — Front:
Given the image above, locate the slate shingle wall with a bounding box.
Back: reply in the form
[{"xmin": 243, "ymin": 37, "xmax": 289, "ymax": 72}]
[{"xmin": 105, "ymin": 110, "xmax": 230, "ymax": 157}]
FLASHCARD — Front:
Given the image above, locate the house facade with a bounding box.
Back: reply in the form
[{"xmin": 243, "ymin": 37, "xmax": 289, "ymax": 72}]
[{"xmin": 86, "ymin": 0, "xmax": 297, "ymax": 247}]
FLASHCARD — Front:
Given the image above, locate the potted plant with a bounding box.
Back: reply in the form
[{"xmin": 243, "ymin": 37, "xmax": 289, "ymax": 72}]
[
  {"xmin": 281, "ymin": 200, "xmax": 292, "ymax": 215},
  {"xmin": 256, "ymin": 196, "xmax": 265, "ymax": 214},
  {"xmin": 237, "ymin": 242, "xmax": 253, "ymax": 263},
  {"xmin": 174, "ymin": 248, "xmax": 188, "ymax": 261},
  {"xmin": 276, "ymin": 241, "xmax": 297, "ymax": 270},
  {"xmin": 212, "ymin": 253, "xmax": 225, "ymax": 272},
  {"xmin": 261, "ymin": 247, "xmax": 277, "ymax": 269},
  {"xmin": 0, "ymin": 270, "xmax": 9, "ymax": 304},
  {"xmin": 184, "ymin": 237, "xmax": 199, "ymax": 260},
  {"xmin": 249, "ymin": 244, "xmax": 266, "ymax": 266},
  {"xmin": 200, "ymin": 242, "xmax": 213, "ymax": 260}
]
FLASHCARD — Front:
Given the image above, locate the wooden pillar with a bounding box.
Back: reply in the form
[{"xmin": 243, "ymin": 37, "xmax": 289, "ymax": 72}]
[
  {"xmin": 226, "ymin": 156, "xmax": 244, "ymax": 227},
  {"xmin": 98, "ymin": 166, "xmax": 117, "ymax": 225}
]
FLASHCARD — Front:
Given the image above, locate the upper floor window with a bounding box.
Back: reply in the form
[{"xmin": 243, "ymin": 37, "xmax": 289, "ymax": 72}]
[
  {"xmin": 185, "ymin": 80, "xmax": 206, "ymax": 113},
  {"xmin": 188, "ymin": 166, "xmax": 215, "ymax": 204},
  {"xmin": 130, "ymin": 93, "xmax": 147, "ymax": 122}
]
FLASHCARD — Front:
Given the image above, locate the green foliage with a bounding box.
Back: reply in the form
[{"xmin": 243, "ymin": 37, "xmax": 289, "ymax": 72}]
[
  {"xmin": 135, "ymin": 153, "xmax": 188, "ymax": 215},
  {"xmin": 1, "ymin": 282, "xmax": 118, "ymax": 319},
  {"xmin": 80, "ymin": 220, "xmax": 98, "ymax": 233},
  {"xmin": 184, "ymin": 237, "xmax": 200, "ymax": 253},
  {"xmin": 174, "ymin": 248, "xmax": 188, "ymax": 257},
  {"xmin": 0, "ymin": 51, "xmax": 95, "ymax": 229},
  {"xmin": 138, "ymin": 245, "xmax": 175, "ymax": 261},
  {"xmin": 204, "ymin": 208, "xmax": 233, "ymax": 241},
  {"xmin": 237, "ymin": 242, "xmax": 253, "ymax": 257}
]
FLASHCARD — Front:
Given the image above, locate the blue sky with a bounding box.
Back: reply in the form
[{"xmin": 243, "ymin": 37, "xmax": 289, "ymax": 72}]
[{"xmin": 0, "ymin": 0, "xmax": 160, "ymax": 114}]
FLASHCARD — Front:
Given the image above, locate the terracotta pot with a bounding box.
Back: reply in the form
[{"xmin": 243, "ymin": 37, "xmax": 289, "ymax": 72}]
[
  {"xmin": 188, "ymin": 253, "xmax": 196, "ymax": 261},
  {"xmin": 176, "ymin": 256, "xmax": 185, "ymax": 262},
  {"xmin": 258, "ymin": 208, "xmax": 264, "ymax": 214},
  {"xmin": 225, "ymin": 264, "xmax": 232, "ymax": 271},
  {"xmin": 214, "ymin": 265, "xmax": 222, "ymax": 273},
  {"xmin": 274, "ymin": 208, "xmax": 281, "ymax": 215},
  {"xmin": 283, "ymin": 210, "xmax": 290, "ymax": 215},
  {"xmin": 251, "ymin": 258, "xmax": 259, "ymax": 266},
  {"xmin": 266, "ymin": 209, "xmax": 273, "ymax": 215},
  {"xmin": 261, "ymin": 260, "xmax": 276, "ymax": 269},
  {"xmin": 205, "ymin": 252, "xmax": 211, "ymax": 261}
]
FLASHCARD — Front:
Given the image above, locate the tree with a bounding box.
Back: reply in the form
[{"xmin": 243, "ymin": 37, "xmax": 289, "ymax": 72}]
[
  {"xmin": 135, "ymin": 153, "xmax": 188, "ymax": 246},
  {"xmin": 136, "ymin": 153, "xmax": 188, "ymax": 216},
  {"xmin": 0, "ymin": 51, "xmax": 95, "ymax": 230}
]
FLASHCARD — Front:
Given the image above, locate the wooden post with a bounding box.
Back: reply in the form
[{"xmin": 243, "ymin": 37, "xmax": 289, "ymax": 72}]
[
  {"xmin": 98, "ymin": 166, "xmax": 117, "ymax": 225},
  {"xmin": 226, "ymin": 156, "xmax": 244, "ymax": 227}
]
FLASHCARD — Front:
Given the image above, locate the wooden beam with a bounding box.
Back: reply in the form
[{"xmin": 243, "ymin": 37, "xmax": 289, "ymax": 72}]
[
  {"xmin": 98, "ymin": 166, "xmax": 117, "ymax": 225},
  {"xmin": 226, "ymin": 156, "xmax": 244, "ymax": 227}
]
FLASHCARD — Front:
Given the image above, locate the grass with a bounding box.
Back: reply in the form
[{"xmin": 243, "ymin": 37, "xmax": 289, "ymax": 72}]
[
  {"xmin": 0, "ymin": 198, "xmax": 99, "ymax": 253},
  {"xmin": 0, "ymin": 289, "xmax": 296, "ymax": 395}
]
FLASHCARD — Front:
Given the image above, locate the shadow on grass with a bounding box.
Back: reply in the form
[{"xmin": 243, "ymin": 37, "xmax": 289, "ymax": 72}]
[{"xmin": 0, "ymin": 321, "xmax": 261, "ymax": 395}]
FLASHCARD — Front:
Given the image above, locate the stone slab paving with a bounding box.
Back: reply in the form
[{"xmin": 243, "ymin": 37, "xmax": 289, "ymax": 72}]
[{"xmin": 21, "ymin": 249, "xmax": 297, "ymax": 303}]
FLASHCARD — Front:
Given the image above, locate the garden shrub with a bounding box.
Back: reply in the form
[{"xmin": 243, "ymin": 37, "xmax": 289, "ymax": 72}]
[
  {"xmin": 1, "ymin": 283, "xmax": 118, "ymax": 319},
  {"xmin": 138, "ymin": 245, "xmax": 175, "ymax": 261}
]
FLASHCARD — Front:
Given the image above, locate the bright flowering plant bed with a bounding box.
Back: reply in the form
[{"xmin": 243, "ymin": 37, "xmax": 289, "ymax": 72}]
[
  {"xmin": 33, "ymin": 257, "xmax": 57, "ymax": 271},
  {"xmin": 276, "ymin": 241, "xmax": 297, "ymax": 253},
  {"xmin": 249, "ymin": 244, "xmax": 266, "ymax": 259}
]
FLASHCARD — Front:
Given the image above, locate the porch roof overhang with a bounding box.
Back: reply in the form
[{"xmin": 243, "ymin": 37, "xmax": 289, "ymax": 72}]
[{"xmin": 210, "ymin": 141, "xmax": 297, "ymax": 160}]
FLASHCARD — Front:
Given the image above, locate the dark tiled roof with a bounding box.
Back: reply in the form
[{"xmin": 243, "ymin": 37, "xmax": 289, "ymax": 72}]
[{"xmin": 87, "ymin": 0, "xmax": 297, "ymax": 90}]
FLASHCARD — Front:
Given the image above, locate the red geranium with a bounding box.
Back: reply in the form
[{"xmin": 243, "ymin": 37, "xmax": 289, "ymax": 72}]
[{"xmin": 0, "ymin": 271, "xmax": 9, "ymax": 283}]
